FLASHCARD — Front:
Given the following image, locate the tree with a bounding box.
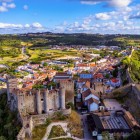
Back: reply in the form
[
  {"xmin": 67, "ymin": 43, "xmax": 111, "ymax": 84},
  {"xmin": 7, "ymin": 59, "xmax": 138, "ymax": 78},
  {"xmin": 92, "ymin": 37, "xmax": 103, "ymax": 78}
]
[
  {"xmin": 112, "ymin": 68, "xmax": 118, "ymax": 78},
  {"xmin": 0, "ymin": 136, "xmax": 6, "ymax": 140},
  {"xmin": 125, "ymin": 130, "xmax": 140, "ymax": 140},
  {"xmin": 105, "ymin": 74, "xmax": 110, "ymax": 79},
  {"xmin": 67, "ymin": 102, "xmax": 75, "ymax": 110},
  {"xmin": 102, "ymin": 131, "xmax": 110, "ymax": 140},
  {"xmin": 43, "ymin": 62, "xmax": 48, "ymax": 67}
]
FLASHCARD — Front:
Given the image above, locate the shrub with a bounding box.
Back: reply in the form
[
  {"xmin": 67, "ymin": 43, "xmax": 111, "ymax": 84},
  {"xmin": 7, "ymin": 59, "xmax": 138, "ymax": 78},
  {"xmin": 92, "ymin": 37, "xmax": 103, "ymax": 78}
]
[{"xmin": 45, "ymin": 118, "xmax": 52, "ymax": 126}]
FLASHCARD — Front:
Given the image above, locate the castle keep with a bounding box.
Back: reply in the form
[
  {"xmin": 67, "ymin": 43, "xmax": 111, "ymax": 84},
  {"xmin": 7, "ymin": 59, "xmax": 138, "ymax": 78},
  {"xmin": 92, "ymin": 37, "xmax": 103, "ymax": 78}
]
[{"xmin": 7, "ymin": 78, "xmax": 74, "ymax": 116}]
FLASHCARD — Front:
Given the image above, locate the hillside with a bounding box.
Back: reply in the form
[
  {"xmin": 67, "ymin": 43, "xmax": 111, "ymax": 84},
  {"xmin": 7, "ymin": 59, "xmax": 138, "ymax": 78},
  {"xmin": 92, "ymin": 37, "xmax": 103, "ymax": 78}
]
[
  {"xmin": 0, "ymin": 94, "xmax": 22, "ymax": 140},
  {"xmin": 122, "ymin": 50, "xmax": 140, "ymax": 82},
  {"xmin": 0, "ymin": 33, "xmax": 140, "ymax": 49}
]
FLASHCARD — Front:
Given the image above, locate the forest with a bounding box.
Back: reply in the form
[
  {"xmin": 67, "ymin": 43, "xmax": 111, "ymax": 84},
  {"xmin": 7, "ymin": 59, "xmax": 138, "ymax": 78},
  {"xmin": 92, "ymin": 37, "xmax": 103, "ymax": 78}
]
[
  {"xmin": 0, "ymin": 94, "xmax": 21, "ymax": 140},
  {"xmin": 0, "ymin": 33, "xmax": 140, "ymax": 49}
]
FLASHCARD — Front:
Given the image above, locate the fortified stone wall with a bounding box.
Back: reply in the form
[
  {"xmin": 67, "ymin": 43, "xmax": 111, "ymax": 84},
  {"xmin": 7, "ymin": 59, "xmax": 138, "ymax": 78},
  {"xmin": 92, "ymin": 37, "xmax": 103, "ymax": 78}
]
[
  {"xmin": 17, "ymin": 108, "xmax": 71, "ymax": 140},
  {"xmin": 60, "ymin": 80, "xmax": 75, "ymax": 104},
  {"xmin": 102, "ymin": 83, "xmax": 132, "ymax": 99},
  {"xmin": 60, "ymin": 80, "xmax": 74, "ymax": 93},
  {"xmin": 126, "ymin": 68, "xmax": 134, "ymax": 83},
  {"xmin": 0, "ymin": 88, "xmax": 6, "ymax": 95},
  {"xmin": 14, "ymin": 88, "xmax": 65, "ymax": 116}
]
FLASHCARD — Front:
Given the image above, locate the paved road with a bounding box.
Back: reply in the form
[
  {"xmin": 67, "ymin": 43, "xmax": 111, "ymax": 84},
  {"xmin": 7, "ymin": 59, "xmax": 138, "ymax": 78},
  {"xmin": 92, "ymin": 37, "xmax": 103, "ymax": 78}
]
[{"xmin": 81, "ymin": 114, "xmax": 93, "ymax": 140}]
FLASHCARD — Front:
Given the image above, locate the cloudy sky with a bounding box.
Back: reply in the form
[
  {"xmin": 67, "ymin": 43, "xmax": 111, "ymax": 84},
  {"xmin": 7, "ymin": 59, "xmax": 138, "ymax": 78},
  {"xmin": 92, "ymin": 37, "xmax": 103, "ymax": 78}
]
[{"xmin": 0, "ymin": 0, "xmax": 140, "ymax": 34}]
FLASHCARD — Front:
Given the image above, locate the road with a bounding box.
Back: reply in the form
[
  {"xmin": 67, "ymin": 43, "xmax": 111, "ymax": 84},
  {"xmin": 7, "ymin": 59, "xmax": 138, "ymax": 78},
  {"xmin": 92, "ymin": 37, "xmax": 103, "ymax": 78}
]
[{"xmin": 81, "ymin": 114, "xmax": 93, "ymax": 140}]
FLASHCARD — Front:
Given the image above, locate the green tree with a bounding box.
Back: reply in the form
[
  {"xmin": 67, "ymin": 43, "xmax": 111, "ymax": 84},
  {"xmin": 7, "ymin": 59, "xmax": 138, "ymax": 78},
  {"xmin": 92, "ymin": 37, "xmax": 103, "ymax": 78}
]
[
  {"xmin": 125, "ymin": 130, "xmax": 140, "ymax": 140},
  {"xmin": 0, "ymin": 136, "xmax": 7, "ymax": 140},
  {"xmin": 102, "ymin": 131, "xmax": 110, "ymax": 140}
]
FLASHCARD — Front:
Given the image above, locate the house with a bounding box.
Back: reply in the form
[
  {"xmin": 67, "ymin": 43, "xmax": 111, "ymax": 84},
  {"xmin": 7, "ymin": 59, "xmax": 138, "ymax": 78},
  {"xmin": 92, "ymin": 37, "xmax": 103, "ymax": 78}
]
[
  {"xmin": 76, "ymin": 78, "xmax": 91, "ymax": 89},
  {"xmin": 81, "ymin": 89, "xmax": 91, "ymax": 101},
  {"xmin": 79, "ymin": 72, "xmax": 93, "ymax": 79},
  {"xmin": 90, "ymin": 54, "xmax": 100, "ymax": 58},
  {"xmin": 94, "ymin": 73, "xmax": 104, "ymax": 82},
  {"xmin": 97, "ymin": 58, "xmax": 107, "ymax": 64},
  {"xmin": 81, "ymin": 89, "xmax": 100, "ymax": 112},
  {"xmin": 110, "ymin": 78, "xmax": 121, "ymax": 87},
  {"xmin": 105, "ymin": 86, "xmax": 113, "ymax": 94},
  {"xmin": 87, "ymin": 98, "xmax": 99, "ymax": 112},
  {"xmin": 76, "ymin": 79, "xmax": 91, "ymax": 99},
  {"xmin": 53, "ymin": 72, "xmax": 72, "ymax": 82},
  {"xmin": 87, "ymin": 111, "xmax": 133, "ymax": 138},
  {"xmin": 84, "ymin": 89, "xmax": 99, "ymax": 101},
  {"xmin": 75, "ymin": 63, "xmax": 90, "ymax": 71}
]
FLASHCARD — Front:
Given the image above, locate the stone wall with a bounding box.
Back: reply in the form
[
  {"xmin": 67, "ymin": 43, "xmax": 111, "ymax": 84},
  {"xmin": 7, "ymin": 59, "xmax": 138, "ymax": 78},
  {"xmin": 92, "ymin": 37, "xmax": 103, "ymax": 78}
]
[
  {"xmin": 17, "ymin": 108, "xmax": 71, "ymax": 140},
  {"xmin": 102, "ymin": 83, "xmax": 132, "ymax": 99},
  {"xmin": 0, "ymin": 88, "xmax": 6, "ymax": 95},
  {"xmin": 126, "ymin": 68, "xmax": 134, "ymax": 83}
]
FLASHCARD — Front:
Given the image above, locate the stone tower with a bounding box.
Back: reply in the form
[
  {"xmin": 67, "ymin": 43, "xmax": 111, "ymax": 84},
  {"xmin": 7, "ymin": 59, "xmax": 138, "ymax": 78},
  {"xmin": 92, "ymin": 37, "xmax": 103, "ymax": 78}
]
[
  {"xmin": 6, "ymin": 77, "xmax": 18, "ymax": 102},
  {"xmin": 36, "ymin": 90, "xmax": 42, "ymax": 114},
  {"xmin": 44, "ymin": 89, "xmax": 49, "ymax": 113},
  {"xmin": 60, "ymin": 87, "xmax": 65, "ymax": 110}
]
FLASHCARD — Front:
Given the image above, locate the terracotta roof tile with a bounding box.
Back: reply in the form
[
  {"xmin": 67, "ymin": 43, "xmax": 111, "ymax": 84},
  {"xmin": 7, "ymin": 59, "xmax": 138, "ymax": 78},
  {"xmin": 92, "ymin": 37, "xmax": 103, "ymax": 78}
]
[
  {"xmin": 82, "ymin": 89, "xmax": 91, "ymax": 99},
  {"xmin": 111, "ymin": 78, "xmax": 119, "ymax": 83},
  {"xmin": 87, "ymin": 98, "xmax": 99, "ymax": 105},
  {"xmin": 94, "ymin": 73, "xmax": 104, "ymax": 79}
]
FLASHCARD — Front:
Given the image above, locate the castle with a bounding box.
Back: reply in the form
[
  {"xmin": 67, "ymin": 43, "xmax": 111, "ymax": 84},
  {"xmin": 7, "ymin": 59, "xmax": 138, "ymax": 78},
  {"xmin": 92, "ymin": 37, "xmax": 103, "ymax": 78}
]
[
  {"xmin": 6, "ymin": 77, "xmax": 74, "ymax": 116},
  {"xmin": 7, "ymin": 78, "xmax": 74, "ymax": 116},
  {"xmin": 6, "ymin": 77, "xmax": 74, "ymax": 139},
  {"xmin": 9, "ymin": 88, "xmax": 65, "ymax": 116}
]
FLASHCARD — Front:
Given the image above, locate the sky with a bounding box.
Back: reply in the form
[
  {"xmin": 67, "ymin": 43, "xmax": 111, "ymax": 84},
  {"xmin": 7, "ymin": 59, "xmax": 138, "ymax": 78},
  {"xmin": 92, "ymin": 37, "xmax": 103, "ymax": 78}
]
[{"xmin": 0, "ymin": 0, "xmax": 140, "ymax": 34}]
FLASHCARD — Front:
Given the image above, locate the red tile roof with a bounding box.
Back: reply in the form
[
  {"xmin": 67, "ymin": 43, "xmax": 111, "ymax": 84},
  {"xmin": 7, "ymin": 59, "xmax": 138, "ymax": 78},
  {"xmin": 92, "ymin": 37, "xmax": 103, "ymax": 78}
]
[
  {"xmin": 94, "ymin": 73, "xmax": 104, "ymax": 79},
  {"xmin": 87, "ymin": 98, "xmax": 99, "ymax": 105},
  {"xmin": 55, "ymin": 72, "xmax": 71, "ymax": 76},
  {"xmin": 77, "ymin": 64, "xmax": 89, "ymax": 67},
  {"xmin": 111, "ymin": 78, "xmax": 119, "ymax": 83},
  {"xmin": 82, "ymin": 89, "xmax": 91, "ymax": 99},
  {"xmin": 89, "ymin": 63, "xmax": 96, "ymax": 67}
]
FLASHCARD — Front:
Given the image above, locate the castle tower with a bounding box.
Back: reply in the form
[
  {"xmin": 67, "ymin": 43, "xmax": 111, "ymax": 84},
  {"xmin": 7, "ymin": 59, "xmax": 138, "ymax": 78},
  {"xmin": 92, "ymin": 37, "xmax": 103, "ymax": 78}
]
[
  {"xmin": 44, "ymin": 89, "xmax": 49, "ymax": 113},
  {"xmin": 60, "ymin": 87, "xmax": 65, "ymax": 110},
  {"xmin": 36, "ymin": 90, "xmax": 42, "ymax": 114},
  {"xmin": 6, "ymin": 77, "xmax": 18, "ymax": 102}
]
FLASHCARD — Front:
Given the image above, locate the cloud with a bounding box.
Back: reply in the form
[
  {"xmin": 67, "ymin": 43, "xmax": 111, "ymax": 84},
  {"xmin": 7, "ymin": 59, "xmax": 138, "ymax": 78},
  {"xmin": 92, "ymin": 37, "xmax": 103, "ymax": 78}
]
[
  {"xmin": 0, "ymin": 22, "xmax": 43, "ymax": 30},
  {"xmin": 0, "ymin": 22, "xmax": 46, "ymax": 34},
  {"xmin": 23, "ymin": 5, "xmax": 28, "ymax": 10},
  {"xmin": 25, "ymin": 24, "xmax": 30, "ymax": 28},
  {"xmin": 108, "ymin": 0, "xmax": 132, "ymax": 8},
  {"xmin": 32, "ymin": 22, "xmax": 43, "ymax": 28},
  {"xmin": 0, "ymin": 2, "xmax": 16, "ymax": 12},
  {"xmin": 129, "ymin": 12, "xmax": 140, "ymax": 19},
  {"xmin": 95, "ymin": 12, "xmax": 111, "ymax": 20},
  {"xmin": 0, "ymin": 0, "xmax": 13, "ymax": 2},
  {"xmin": 80, "ymin": 0, "xmax": 132, "ymax": 7},
  {"xmin": 83, "ymin": 18, "xmax": 92, "ymax": 25},
  {"xmin": 0, "ymin": 23, "xmax": 23, "ymax": 29},
  {"xmin": 7, "ymin": 3, "xmax": 16, "ymax": 8},
  {"xmin": 81, "ymin": 1, "xmax": 100, "ymax": 5},
  {"xmin": 0, "ymin": 5, "xmax": 7, "ymax": 12}
]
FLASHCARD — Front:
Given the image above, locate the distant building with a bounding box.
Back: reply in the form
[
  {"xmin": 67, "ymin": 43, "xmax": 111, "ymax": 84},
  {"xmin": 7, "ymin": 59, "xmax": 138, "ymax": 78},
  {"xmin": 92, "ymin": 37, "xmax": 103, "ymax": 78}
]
[
  {"xmin": 53, "ymin": 72, "xmax": 72, "ymax": 82},
  {"xmin": 79, "ymin": 72, "xmax": 93, "ymax": 79},
  {"xmin": 87, "ymin": 110, "xmax": 140, "ymax": 138}
]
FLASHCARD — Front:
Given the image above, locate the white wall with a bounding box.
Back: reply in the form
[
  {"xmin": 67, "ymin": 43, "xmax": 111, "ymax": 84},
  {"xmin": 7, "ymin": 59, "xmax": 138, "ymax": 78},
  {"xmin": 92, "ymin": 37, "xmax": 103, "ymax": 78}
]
[
  {"xmin": 89, "ymin": 103, "xmax": 98, "ymax": 111},
  {"xmin": 85, "ymin": 94, "xmax": 99, "ymax": 101}
]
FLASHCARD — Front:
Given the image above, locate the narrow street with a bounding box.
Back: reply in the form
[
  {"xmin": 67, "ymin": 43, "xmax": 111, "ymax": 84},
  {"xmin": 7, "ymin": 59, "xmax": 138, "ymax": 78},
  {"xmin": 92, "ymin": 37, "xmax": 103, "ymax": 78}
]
[{"xmin": 81, "ymin": 114, "xmax": 93, "ymax": 140}]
